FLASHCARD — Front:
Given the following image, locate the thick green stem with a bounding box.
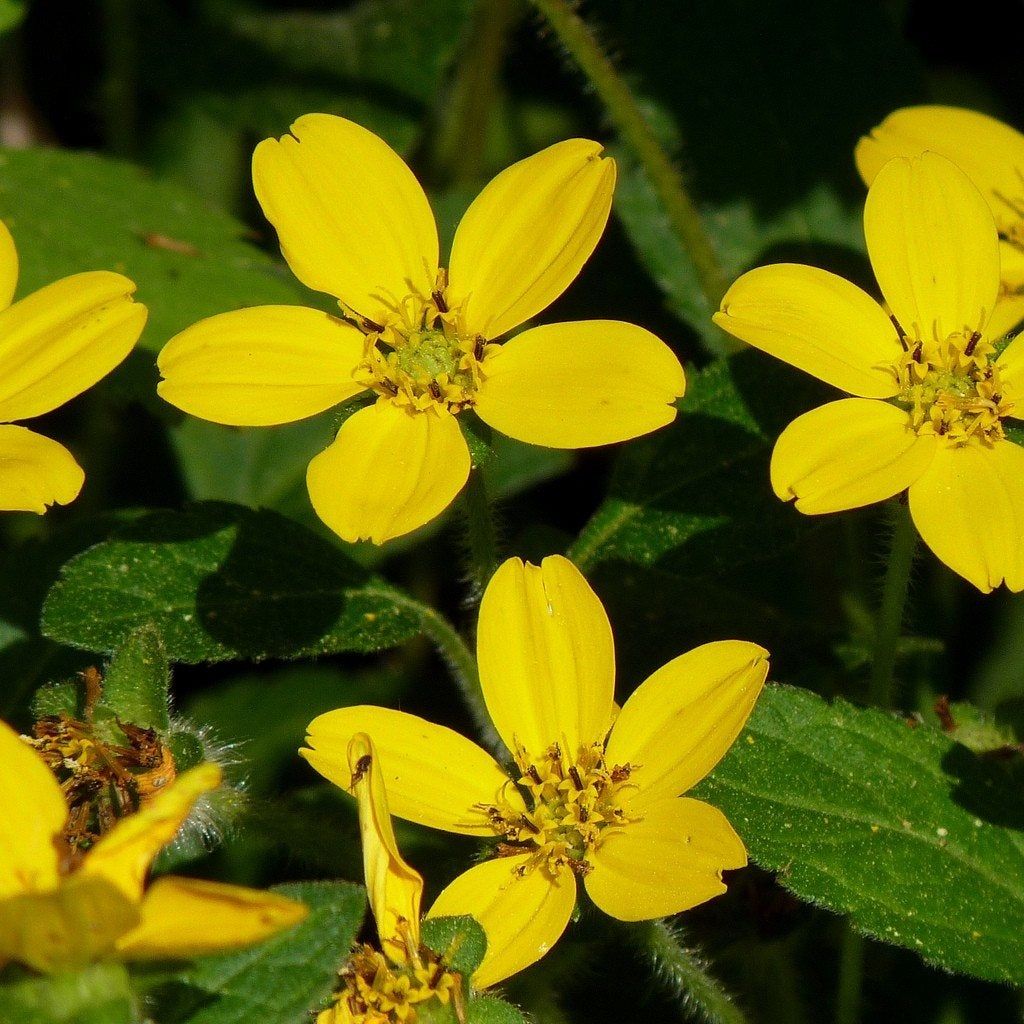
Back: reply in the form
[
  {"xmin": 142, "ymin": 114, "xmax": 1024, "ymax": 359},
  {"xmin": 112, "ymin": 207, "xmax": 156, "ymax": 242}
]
[
  {"xmin": 529, "ymin": 0, "xmax": 730, "ymax": 320},
  {"xmin": 834, "ymin": 925, "xmax": 865, "ymax": 1024},
  {"xmin": 463, "ymin": 468, "xmax": 501, "ymax": 595},
  {"xmin": 868, "ymin": 500, "xmax": 917, "ymax": 709},
  {"xmin": 642, "ymin": 920, "xmax": 750, "ymax": 1024}
]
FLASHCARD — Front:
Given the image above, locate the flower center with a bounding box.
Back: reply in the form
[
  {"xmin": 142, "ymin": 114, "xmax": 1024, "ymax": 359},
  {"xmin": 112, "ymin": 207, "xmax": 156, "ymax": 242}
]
[
  {"xmin": 321, "ymin": 943, "xmax": 459, "ymax": 1024},
  {"xmin": 356, "ymin": 271, "xmax": 492, "ymax": 414},
  {"xmin": 480, "ymin": 742, "xmax": 639, "ymax": 879},
  {"xmin": 892, "ymin": 325, "xmax": 1013, "ymax": 445}
]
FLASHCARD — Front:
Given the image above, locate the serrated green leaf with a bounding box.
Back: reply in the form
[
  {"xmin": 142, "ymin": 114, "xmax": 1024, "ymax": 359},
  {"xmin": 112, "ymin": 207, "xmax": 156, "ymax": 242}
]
[
  {"xmin": 41, "ymin": 502, "xmax": 421, "ymax": 663},
  {"xmin": 98, "ymin": 625, "xmax": 171, "ymax": 733},
  {"xmin": 420, "ymin": 916, "xmax": 488, "ymax": 977},
  {"xmin": 165, "ymin": 881, "xmax": 366, "ymax": 1024},
  {"xmin": 0, "ymin": 963, "xmax": 136, "ymax": 1024},
  {"xmin": 693, "ymin": 685, "xmax": 1024, "ymax": 983},
  {"xmin": 569, "ymin": 352, "xmax": 829, "ymax": 576}
]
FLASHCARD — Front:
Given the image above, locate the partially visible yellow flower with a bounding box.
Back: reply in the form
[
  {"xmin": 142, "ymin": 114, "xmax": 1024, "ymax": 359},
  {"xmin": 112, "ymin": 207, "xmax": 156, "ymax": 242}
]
[
  {"xmin": 0, "ymin": 719, "xmax": 306, "ymax": 973},
  {"xmin": 0, "ymin": 220, "xmax": 146, "ymax": 513},
  {"xmin": 157, "ymin": 115, "xmax": 685, "ymax": 544},
  {"xmin": 303, "ymin": 556, "xmax": 767, "ymax": 985},
  {"xmin": 856, "ymin": 105, "xmax": 1024, "ymax": 338},
  {"xmin": 714, "ymin": 153, "xmax": 1024, "ymax": 592},
  {"xmin": 318, "ymin": 732, "xmax": 508, "ymax": 1023}
]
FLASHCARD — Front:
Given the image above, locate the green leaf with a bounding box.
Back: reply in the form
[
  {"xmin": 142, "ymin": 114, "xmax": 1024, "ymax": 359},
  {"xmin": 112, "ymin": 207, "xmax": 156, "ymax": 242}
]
[
  {"xmin": 420, "ymin": 915, "xmax": 488, "ymax": 977},
  {"xmin": 165, "ymin": 881, "xmax": 366, "ymax": 1024},
  {"xmin": 41, "ymin": 502, "xmax": 421, "ymax": 663},
  {"xmin": 0, "ymin": 0, "xmax": 24, "ymax": 35},
  {"xmin": 98, "ymin": 625, "xmax": 171, "ymax": 732},
  {"xmin": 0, "ymin": 963, "xmax": 136, "ymax": 1024},
  {"xmin": 693, "ymin": 685, "xmax": 1024, "ymax": 983},
  {"xmin": 465, "ymin": 996, "xmax": 528, "ymax": 1024}
]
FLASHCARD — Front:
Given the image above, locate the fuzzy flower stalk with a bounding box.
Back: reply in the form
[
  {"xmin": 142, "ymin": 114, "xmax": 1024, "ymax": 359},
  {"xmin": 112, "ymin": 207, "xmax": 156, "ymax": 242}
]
[
  {"xmin": 156, "ymin": 115, "xmax": 685, "ymax": 544},
  {"xmin": 303, "ymin": 555, "xmax": 768, "ymax": 984},
  {"xmin": 714, "ymin": 153, "xmax": 1024, "ymax": 592}
]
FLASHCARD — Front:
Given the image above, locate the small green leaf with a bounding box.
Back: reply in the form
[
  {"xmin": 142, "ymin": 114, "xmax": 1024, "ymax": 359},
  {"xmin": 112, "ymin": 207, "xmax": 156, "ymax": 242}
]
[
  {"xmin": 97, "ymin": 626, "xmax": 171, "ymax": 733},
  {"xmin": 420, "ymin": 915, "xmax": 488, "ymax": 977},
  {"xmin": 694, "ymin": 684, "xmax": 1024, "ymax": 983},
  {"xmin": 465, "ymin": 995, "xmax": 528, "ymax": 1024},
  {"xmin": 165, "ymin": 881, "xmax": 366, "ymax": 1024},
  {"xmin": 0, "ymin": 963, "xmax": 136, "ymax": 1024},
  {"xmin": 41, "ymin": 502, "xmax": 421, "ymax": 663},
  {"xmin": 460, "ymin": 414, "xmax": 496, "ymax": 471}
]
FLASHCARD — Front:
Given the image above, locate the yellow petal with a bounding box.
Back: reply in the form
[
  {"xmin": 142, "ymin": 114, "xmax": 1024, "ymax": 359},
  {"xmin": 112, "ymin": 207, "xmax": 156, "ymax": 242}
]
[
  {"xmin": 0, "ymin": 219, "xmax": 17, "ymax": 310},
  {"xmin": 864, "ymin": 153, "xmax": 1000, "ymax": 344},
  {"xmin": 81, "ymin": 763, "xmax": 222, "ymax": 902},
  {"xmin": 302, "ymin": 706, "xmax": 520, "ymax": 836},
  {"xmin": 987, "ymin": 289, "xmax": 1024, "ymax": 343},
  {"xmin": 584, "ymin": 797, "xmax": 746, "ymax": 921},
  {"xmin": 770, "ymin": 399, "xmax": 937, "ymax": 514},
  {"xmin": 252, "ymin": 114, "xmax": 438, "ymax": 321},
  {"xmin": 909, "ymin": 439, "xmax": 1024, "ymax": 592},
  {"xmin": 0, "ymin": 425, "xmax": 84, "ymax": 514},
  {"xmin": 712, "ymin": 264, "xmax": 900, "ymax": 397},
  {"xmin": 998, "ymin": 331, "xmax": 1024, "ymax": 401},
  {"xmin": 448, "ymin": 140, "xmax": 615, "ymax": 339},
  {"xmin": 474, "ymin": 321, "xmax": 684, "ymax": 448},
  {"xmin": 115, "ymin": 876, "xmax": 307, "ymax": 960},
  {"xmin": 425, "ymin": 856, "xmax": 576, "ymax": 989},
  {"xmin": 605, "ymin": 641, "xmax": 768, "ymax": 806},
  {"xmin": 999, "ymin": 240, "xmax": 1024, "ymax": 292},
  {"xmin": 306, "ymin": 402, "xmax": 470, "ymax": 544},
  {"xmin": 157, "ymin": 306, "xmax": 366, "ymax": 426},
  {"xmin": 347, "ymin": 733, "xmax": 423, "ymax": 960},
  {"xmin": 478, "ymin": 555, "xmax": 616, "ymax": 762},
  {"xmin": 0, "ymin": 719, "xmax": 65, "ymax": 899},
  {"xmin": 856, "ymin": 106, "xmax": 1024, "ymax": 235},
  {"xmin": 0, "ymin": 271, "xmax": 145, "ymax": 422},
  {"xmin": 0, "ymin": 875, "xmax": 139, "ymax": 973}
]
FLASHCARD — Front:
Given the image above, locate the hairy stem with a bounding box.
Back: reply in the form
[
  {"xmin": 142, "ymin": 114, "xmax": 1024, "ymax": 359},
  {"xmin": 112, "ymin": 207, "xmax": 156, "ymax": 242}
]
[
  {"xmin": 834, "ymin": 925, "xmax": 865, "ymax": 1024},
  {"xmin": 463, "ymin": 468, "xmax": 501, "ymax": 596}
]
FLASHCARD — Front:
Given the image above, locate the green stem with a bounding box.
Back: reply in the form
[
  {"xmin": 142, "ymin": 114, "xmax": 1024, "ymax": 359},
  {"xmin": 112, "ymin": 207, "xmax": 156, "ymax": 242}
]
[
  {"xmin": 463, "ymin": 468, "xmax": 501, "ymax": 595},
  {"xmin": 528, "ymin": 0, "xmax": 731, "ymax": 321},
  {"xmin": 100, "ymin": 0, "xmax": 137, "ymax": 157},
  {"xmin": 868, "ymin": 500, "xmax": 917, "ymax": 708},
  {"xmin": 643, "ymin": 920, "xmax": 750, "ymax": 1024},
  {"xmin": 835, "ymin": 925, "xmax": 865, "ymax": 1024}
]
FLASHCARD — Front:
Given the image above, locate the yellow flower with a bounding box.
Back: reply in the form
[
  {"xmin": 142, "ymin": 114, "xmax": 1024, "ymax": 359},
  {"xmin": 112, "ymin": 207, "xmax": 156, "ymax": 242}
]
[
  {"xmin": 156, "ymin": 115, "xmax": 685, "ymax": 544},
  {"xmin": 318, "ymin": 732, "xmax": 502, "ymax": 1023},
  {"xmin": 0, "ymin": 220, "xmax": 146, "ymax": 513},
  {"xmin": 0, "ymin": 719, "xmax": 306, "ymax": 973},
  {"xmin": 302, "ymin": 555, "xmax": 767, "ymax": 986},
  {"xmin": 856, "ymin": 105, "xmax": 1024, "ymax": 339},
  {"xmin": 713, "ymin": 153, "xmax": 1024, "ymax": 593}
]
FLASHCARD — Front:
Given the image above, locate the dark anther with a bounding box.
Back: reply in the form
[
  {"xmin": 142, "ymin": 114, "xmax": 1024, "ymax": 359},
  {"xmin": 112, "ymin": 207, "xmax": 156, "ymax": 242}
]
[
  {"xmin": 473, "ymin": 335, "xmax": 486, "ymax": 361},
  {"xmin": 890, "ymin": 314, "xmax": 908, "ymax": 345},
  {"xmin": 432, "ymin": 290, "xmax": 449, "ymax": 313},
  {"xmin": 350, "ymin": 754, "xmax": 372, "ymax": 787},
  {"xmin": 912, "ymin": 343, "xmax": 923, "ymax": 363},
  {"xmin": 578, "ymin": 805, "xmax": 590, "ymax": 823},
  {"xmin": 380, "ymin": 377, "xmax": 399, "ymax": 396},
  {"xmin": 526, "ymin": 765, "xmax": 543, "ymax": 786},
  {"xmin": 965, "ymin": 331, "xmax": 982, "ymax": 356},
  {"xmin": 361, "ymin": 317, "xmax": 384, "ymax": 333},
  {"xmin": 568, "ymin": 765, "xmax": 585, "ymax": 791},
  {"xmin": 937, "ymin": 421, "xmax": 948, "ymax": 436},
  {"xmin": 428, "ymin": 380, "xmax": 443, "ymax": 401},
  {"xmin": 518, "ymin": 815, "xmax": 541, "ymax": 835}
]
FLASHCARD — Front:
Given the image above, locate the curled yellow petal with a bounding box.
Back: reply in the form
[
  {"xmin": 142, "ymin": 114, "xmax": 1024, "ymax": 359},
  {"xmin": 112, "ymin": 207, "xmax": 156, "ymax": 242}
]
[
  {"xmin": 81, "ymin": 763, "xmax": 222, "ymax": 903},
  {"xmin": 448, "ymin": 139, "xmax": 615, "ymax": 339},
  {"xmin": 115, "ymin": 876, "xmax": 308, "ymax": 960},
  {"xmin": 157, "ymin": 305, "xmax": 366, "ymax": 426},
  {"xmin": 252, "ymin": 114, "xmax": 438, "ymax": 321},
  {"xmin": 0, "ymin": 219, "xmax": 17, "ymax": 310},
  {"xmin": 348, "ymin": 733, "xmax": 423, "ymax": 961},
  {"xmin": 478, "ymin": 555, "xmax": 616, "ymax": 762},
  {"xmin": 909, "ymin": 439, "xmax": 1024, "ymax": 592},
  {"xmin": 770, "ymin": 399, "xmax": 937, "ymax": 514},
  {"xmin": 864, "ymin": 153, "xmax": 1000, "ymax": 345},
  {"xmin": 712, "ymin": 264, "xmax": 900, "ymax": 397},
  {"xmin": 986, "ymin": 290, "xmax": 1024, "ymax": 343},
  {"xmin": 0, "ymin": 425, "xmax": 84, "ymax": 514},
  {"xmin": 585, "ymin": 797, "xmax": 746, "ymax": 921},
  {"xmin": 425, "ymin": 856, "xmax": 576, "ymax": 989},
  {"xmin": 306, "ymin": 402, "xmax": 470, "ymax": 544},
  {"xmin": 302, "ymin": 706, "xmax": 519, "ymax": 836},
  {"xmin": 474, "ymin": 320, "xmax": 684, "ymax": 448},
  {"xmin": 0, "ymin": 719, "xmax": 65, "ymax": 899},
  {"xmin": 605, "ymin": 640, "xmax": 768, "ymax": 807},
  {"xmin": 0, "ymin": 271, "xmax": 145, "ymax": 422},
  {"xmin": 0, "ymin": 875, "xmax": 139, "ymax": 974}
]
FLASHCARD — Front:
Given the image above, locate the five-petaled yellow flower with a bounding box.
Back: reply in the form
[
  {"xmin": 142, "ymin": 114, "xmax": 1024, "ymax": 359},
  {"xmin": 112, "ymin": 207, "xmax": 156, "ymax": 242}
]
[
  {"xmin": 714, "ymin": 153, "xmax": 1024, "ymax": 592},
  {"xmin": 0, "ymin": 720, "xmax": 306, "ymax": 973},
  {"xmin": 0, "ymin": 220, "xmax": 146, "ymax": 513},
  {"xmin": 303, "ymin": 555, "xmax": 768, "ymax": 985},
  {"xmin": 856, "ymin": 105, "xmax": 1024, "ymax": 339},
  {"xmin": 317, "ymin": 733, "xmax": 511, "ymax": 1023},
  {"xmin": 156, "ymin": 115, "xmax": 685, "ymax": 544}
]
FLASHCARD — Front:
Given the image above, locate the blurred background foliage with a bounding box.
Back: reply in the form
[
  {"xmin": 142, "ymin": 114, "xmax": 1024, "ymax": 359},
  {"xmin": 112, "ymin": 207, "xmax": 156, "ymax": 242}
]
[{"xmin": 1, "ymin": 0, "xmax": 1023, "ymax": 1021}]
